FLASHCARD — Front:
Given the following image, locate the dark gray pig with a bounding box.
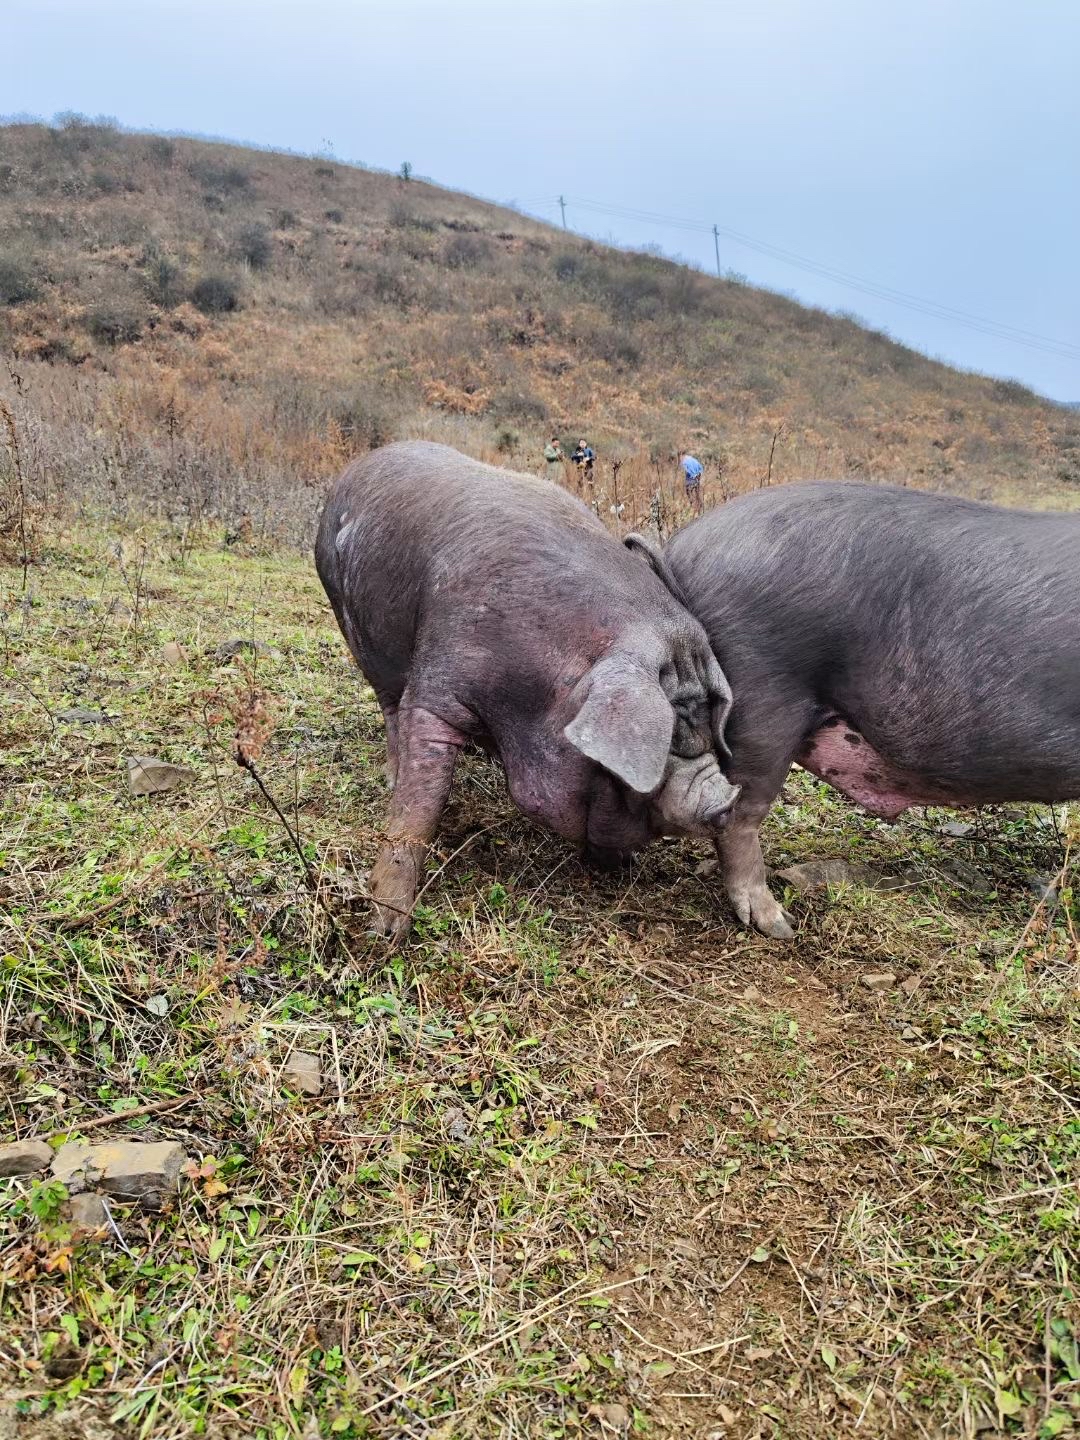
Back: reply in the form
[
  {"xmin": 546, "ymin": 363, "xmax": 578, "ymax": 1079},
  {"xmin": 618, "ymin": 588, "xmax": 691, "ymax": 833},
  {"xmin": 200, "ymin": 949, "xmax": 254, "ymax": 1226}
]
[
  {"xmin": 654, "ymin": 481, "xmax": 1080, "ymax": 938},
  {"xmin": 315, "ymin": 441, "xmax": 739, "ymax": 937}
]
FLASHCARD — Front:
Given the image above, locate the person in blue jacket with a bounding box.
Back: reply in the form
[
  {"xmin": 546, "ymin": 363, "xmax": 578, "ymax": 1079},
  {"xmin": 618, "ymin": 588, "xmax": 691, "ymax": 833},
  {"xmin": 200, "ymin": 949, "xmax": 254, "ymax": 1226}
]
[
  {"xmin": 571, "ymin": 438, "xmax": 596, "ymax": 486},
  {"xmin": 680, "ymin": 453, "xmax": 704, "ymax": 513}
]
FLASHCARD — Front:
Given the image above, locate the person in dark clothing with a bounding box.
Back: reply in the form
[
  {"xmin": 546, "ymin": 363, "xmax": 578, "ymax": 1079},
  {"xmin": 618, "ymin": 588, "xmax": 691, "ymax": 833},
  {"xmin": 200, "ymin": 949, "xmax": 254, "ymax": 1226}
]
[{"xmin": 571, "ymin": 438, "xmax": 596, "ymax": 485}]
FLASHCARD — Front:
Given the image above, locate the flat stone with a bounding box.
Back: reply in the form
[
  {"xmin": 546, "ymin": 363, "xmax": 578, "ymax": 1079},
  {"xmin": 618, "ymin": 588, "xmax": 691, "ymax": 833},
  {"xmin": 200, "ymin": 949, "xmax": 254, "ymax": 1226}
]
[
  {"xmin": 592, "ymin": 1402, "xmax": 630, "ymax": 1432},
  {"xmin": 776, "ymin": 858, "xmax": 884, "ymax": 894},
  {"xmin": 938, "ymin": 820, "xmax": 976, "ymax": 838},
  {"xmin": 160, "ymin": 641, "xmax": 188, "ymax": 667},
  {"xmin": 1026, "ymin": 873, "xmax": 1059, "ymax": 904},
  {"xmin": 899, "ymin": 974, "xmax": 922, "ymax": 996},
  {"xmin": 0, "ymin": 1138, "xmax": 53, "ymax": 1177},
  {"xmin": 861, "ymin": 971, "xmax": 897, "ymax": 992},
  {"xmin": 282, "ymin": 1051, "xmax": 322, "ymax": 1096},
  {"xmin": 51, "ymin": 1141, "xmax": 186, "ymax": 1203},
  {"xmin": 68, "ymin": 1192, "xmax": 108, "ymax": 1230},
  {"xmin": 442, "ymin": 1105, "xmax": 474, "ymax": 1143},
  {"xmin": 57, "ymin": 707, "xmax": 108, "ymax": 724},
  {"xmin": 922, "ymin": 857, "xmax": 994, "ymax": 898},
  {"xmin": 211, "ymin": 638, "xmax": 283, "ymax": 664},
  {"xmin": 126, "ymin": 755, "xmax": 196, "ymax": 796}
]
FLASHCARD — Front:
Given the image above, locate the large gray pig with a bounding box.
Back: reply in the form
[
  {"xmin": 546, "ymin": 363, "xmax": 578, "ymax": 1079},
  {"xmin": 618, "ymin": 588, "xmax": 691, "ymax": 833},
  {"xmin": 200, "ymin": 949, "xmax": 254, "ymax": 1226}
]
[
  {"xmin": 315, "ymin": 441, "xmax": 740, "ymax": 937},
  {"xmin": 653, "ymin": 481, "xmax": 1080, "ymax": 939}
]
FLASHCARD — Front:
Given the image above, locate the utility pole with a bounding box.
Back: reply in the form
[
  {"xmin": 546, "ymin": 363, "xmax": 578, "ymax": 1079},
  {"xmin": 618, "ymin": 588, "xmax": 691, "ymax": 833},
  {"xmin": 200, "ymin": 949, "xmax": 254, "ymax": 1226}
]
[
  {"xmin": 559, "ymin": 195, "xmax": 567, "ymax": 229},
  {"xmin": 712, "ymin": 224, "xmax": 721, "ymax": 278}
]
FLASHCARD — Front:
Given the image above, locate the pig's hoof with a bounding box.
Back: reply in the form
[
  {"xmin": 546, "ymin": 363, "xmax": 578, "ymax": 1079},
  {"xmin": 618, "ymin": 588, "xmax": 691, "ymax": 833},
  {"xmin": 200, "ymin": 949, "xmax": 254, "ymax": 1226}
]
[
  {"xmin": 729, "ymin": 887, "xmax": 795, "ymax": 940},
  {"xmin": 762, "ymin": 908, "xmax": 795, "ymax": 941},
  {"xmin": 370, "ymin": 905, "xmax": 412, "ymax": 942},
  {"xmin": 369, "ymin": 845, "xmax": 421, "ymax": 940}
]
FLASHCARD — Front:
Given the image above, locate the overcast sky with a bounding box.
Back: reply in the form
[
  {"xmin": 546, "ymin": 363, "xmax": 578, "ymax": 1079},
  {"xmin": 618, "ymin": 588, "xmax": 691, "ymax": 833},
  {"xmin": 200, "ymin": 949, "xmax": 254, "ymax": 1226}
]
[{"xmin": 8, "ymin": 0, "xmax": 1079, "ymax": 399}]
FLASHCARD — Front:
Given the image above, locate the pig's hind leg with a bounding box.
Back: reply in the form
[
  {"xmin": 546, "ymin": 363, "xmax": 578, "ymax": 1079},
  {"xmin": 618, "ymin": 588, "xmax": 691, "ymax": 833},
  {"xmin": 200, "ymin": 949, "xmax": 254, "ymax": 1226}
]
[{"xmin": 369, "ymin": 703, "xmax": 466, "ymax": 939}]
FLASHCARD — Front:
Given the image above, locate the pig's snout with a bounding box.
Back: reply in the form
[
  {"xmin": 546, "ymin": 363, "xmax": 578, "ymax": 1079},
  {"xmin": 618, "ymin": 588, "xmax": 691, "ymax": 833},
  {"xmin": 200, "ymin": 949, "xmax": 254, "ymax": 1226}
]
[
  {"xmin": 653, "ymin": 754, "xmax": 741, "ymax": 837},
  {"xmin": 703, "ymin": 779, "xmax": 741, "ymax": 828}
]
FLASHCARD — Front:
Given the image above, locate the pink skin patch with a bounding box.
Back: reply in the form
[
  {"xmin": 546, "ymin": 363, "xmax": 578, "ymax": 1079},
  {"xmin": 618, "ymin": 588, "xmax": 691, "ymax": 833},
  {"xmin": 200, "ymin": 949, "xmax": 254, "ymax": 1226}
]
[{"xmin": 796, "ymin": 715, "xmax": 966, "ymax": 819}]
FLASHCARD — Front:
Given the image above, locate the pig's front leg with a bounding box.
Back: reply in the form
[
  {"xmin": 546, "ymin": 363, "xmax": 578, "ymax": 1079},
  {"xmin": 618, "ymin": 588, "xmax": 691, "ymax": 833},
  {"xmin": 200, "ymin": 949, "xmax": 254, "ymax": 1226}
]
[
  {"xmin": 711, "ymin": 707, "xmax": 812, "ymax": 940},
  {"xmin": 370, "ymin": 706, "xmax": 465, "ymax": 939},
  {"xmin": 716, "ymin": 796, "xmax": 794, "ymax": 940},
  {"xmin": 378, "ymin": 697, "xmax": 400, "ymax": 789}
]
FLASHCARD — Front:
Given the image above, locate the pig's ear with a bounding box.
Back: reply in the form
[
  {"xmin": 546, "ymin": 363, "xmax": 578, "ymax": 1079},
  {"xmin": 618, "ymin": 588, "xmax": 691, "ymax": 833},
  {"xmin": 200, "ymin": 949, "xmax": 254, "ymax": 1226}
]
[
  {"xmin": 704, "ymin": 651, "xmax": 734, "ymax": 759},
  {"xmin": 564, "ymin": 656, "xmax": 674, "ymax": 795},
  {"xmin": 624, "ymin": 534, "xmax": 689, "ymax": 607}
]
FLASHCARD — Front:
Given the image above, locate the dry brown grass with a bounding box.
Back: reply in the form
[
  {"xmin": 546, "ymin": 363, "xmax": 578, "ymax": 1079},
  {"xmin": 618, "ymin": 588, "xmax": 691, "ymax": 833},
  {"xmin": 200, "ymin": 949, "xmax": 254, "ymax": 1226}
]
[{"xmin": 2, "ymin": 116, "xmax": 1080, "ymax": 550}]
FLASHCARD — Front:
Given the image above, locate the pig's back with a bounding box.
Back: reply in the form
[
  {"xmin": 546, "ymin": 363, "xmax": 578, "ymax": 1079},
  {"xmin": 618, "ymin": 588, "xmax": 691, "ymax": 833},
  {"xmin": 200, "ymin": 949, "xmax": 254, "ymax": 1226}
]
[
  {"xmin": 320, "ymin": 441, "xmax": 602, "ymax": 586},
  {"xmin": 315, "ymin": 441, "xmax": 684, "ymax": 707},
  {"xmin": 667, "ymin": 480, "xmax": 1080, "ymax": 786},
  {"xmin": 668, "ymin": 481, "xmax": 1080, "ymax": 665}
]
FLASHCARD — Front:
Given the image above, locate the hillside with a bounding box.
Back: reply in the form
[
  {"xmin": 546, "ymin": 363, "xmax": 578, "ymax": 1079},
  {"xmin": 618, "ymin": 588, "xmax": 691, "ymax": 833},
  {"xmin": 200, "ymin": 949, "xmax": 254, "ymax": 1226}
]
[
  {"xmin": 2, "ymin": 117, "xmax": 1080, "ymax": 1440},
  {"xmin": 2, "ymin": 116, "xmax": 1080, "ymax": 545}
]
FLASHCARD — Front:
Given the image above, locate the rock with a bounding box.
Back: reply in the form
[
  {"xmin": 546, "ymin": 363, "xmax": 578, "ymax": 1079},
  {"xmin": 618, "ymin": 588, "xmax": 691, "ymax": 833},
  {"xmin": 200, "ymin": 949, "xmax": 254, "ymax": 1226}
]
[
  {"xmin": 282, "ymin": 1051, "xmax": 322, "ymax": 1096},
  {"xmin": 57, "ymin": 707, "xmax": 108, "ymax": 724},
  {"xmin": 861, "ymin": 971, "xmax": 896, "ymax": 992},
  {"xmin": 776, "ymin": 858, "xmax": 884, "ymax": 893},
  {"xmin": 1026, "ymin": 872, "xmax": 1059, "ymax": 905},
  {"xmin": 977, "ymin": 938, "xmax": 1014, "ymax": 959},
  {"xmin": 160, "ymin": 641, "xmax": 188, "ymax": 667},
  {"xmin": 923, "ymin": 857, "xmax": 993, "ymax": 897},
  {"xmin": 901, "ymin": 1025, "xmax": 920, "ymax": 1041},
  {"xmin": 694, "ymin": 855, "xmax": 719, "ymax": 878},
  {"xmin": 68, "ymin": 1192, "xmax": 108, "ymax": 1230},
  {"xmin": 740, "ymin": 984, "xmax": 763, "ymax": 1003},
  {"xmin": 938, "ymin": 820, "xmax": 976, "ymax": 838},
  {"xmin": 899, "ymin": 974, "xmax": 922, "ymax": 996},
  {"xmin": 126, "ymin": 755, "xmax": 196, "ymax": 796},
  {"xmin": 51, "ymin": 1141, "xmax": 186, "ymax": 1204},
  {"xmin": 442, "ymin": 1105, "xmax": 474, "ymax": 1143},
  {"xmin": 590, "ymin": 1403, "xmax": 630, "ymax": 1432},
  {"xmin": 211, "ymin": 638, "xmax": 282, "ymax": 664},
  {"xmin": 0, "ymin": 1138, "xmax": 53, "ymax": 1177}
]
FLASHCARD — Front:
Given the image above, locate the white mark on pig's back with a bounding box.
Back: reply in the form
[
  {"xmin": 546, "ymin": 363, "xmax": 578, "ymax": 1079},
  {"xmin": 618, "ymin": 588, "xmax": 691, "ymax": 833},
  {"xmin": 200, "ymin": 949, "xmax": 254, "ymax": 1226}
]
[{"xmin": 336, "ymin": 518, "xmax": 356, "ymax": 551}]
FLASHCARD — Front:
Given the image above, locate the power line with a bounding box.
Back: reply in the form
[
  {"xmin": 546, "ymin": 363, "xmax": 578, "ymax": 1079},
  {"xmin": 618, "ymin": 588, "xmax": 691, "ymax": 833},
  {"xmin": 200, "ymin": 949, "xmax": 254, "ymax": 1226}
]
[
  {"xmin": 527, "ymin": 194, "xmax": 1080, "ymax": 367},
  {"xmin": 566, "ymin": 196, "xmax": 1080, "ymax": 364}
]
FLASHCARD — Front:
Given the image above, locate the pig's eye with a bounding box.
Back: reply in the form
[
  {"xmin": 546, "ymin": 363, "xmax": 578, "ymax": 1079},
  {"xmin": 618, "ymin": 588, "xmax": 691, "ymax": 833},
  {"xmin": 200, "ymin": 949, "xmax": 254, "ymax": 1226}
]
[{"xmin": 671, "ymin": 707, "xmax": 708, "ymax": 759}]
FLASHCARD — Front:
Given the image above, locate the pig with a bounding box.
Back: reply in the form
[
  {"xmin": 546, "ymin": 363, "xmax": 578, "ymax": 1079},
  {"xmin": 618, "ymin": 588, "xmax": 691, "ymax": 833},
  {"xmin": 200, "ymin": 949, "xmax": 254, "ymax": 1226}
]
[
  {"xmin": 314, "ymin": 441, "xmax": 739, "ymax": 937},
  {"xmin": 647, "ymin": 480, "xmax": 1080, "ymax": 939}
]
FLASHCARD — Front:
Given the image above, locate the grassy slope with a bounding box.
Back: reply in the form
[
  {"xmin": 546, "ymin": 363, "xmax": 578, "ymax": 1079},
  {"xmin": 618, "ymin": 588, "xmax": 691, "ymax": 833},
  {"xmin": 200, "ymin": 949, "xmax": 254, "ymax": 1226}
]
[
  {"xmin": 1, "ymin": 116, "xmax": 1080, "ymax": 543},
  {"xmin": 1, "ymin": 524, "xmax": 1078, "ymax": 1440}
]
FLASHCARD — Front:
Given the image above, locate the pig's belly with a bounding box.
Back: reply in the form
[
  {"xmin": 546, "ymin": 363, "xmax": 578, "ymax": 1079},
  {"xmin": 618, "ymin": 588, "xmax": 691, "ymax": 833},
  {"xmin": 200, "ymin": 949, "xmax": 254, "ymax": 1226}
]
[{"xmin": 795, "ymin": 714, "xmax": 972, "ymax": 819}]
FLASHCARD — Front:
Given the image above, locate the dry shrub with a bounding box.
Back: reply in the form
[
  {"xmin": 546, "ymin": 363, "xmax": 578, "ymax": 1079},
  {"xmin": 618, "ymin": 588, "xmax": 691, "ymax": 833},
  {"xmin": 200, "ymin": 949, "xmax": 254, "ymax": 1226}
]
[
  {"xmin": 442, "ymin": 232, "xmax": 494, "ymax": 270},
  {"xmin": 192, "ymin": 274, "xmax": 241, "ymax": 315},
  {"xmin": 86, "ymin": 297, "xmax": 145, "ymax": 345},
  {"xmin": 423, "ymin": 377, "xmax": 490, "ymax": 416},
  {"xmin": 0, "ymin": 253, "xmax": 38, "ymax": 305},
  {"xmin": 232, "ymin": 222, "xmax": 272, "ymax": 270}
]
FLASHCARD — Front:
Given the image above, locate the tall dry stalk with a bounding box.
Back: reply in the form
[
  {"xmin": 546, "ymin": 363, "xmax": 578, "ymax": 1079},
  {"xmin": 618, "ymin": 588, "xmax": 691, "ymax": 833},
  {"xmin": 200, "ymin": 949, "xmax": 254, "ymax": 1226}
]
[{"xmin": 0, "ymin": 395, "xmax": 32, "ymax": 592}]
